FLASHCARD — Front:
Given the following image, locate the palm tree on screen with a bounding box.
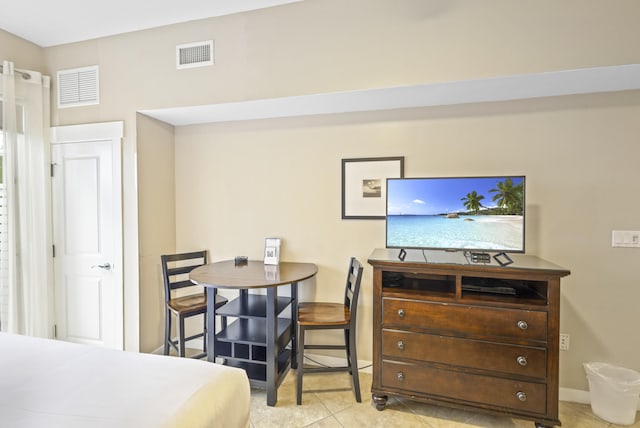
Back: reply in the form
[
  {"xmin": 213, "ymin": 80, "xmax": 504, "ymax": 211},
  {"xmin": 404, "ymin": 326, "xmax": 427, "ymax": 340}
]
[
  {"xmin": 489, "ymin": 179, "xmax": 523, "ymax": 215},
  {"xmin": 461, "ymin": 191, "xmax": 485, "ymax": 214}
]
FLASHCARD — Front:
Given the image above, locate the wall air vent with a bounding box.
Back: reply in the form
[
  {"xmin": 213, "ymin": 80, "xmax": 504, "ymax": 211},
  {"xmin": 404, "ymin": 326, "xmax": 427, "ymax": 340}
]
[
  {"xmin": 176, "ymin": 40, "xmax": 214, "ymax": 69},
  {"xmin": 57, "ymin": 65, "xmax": 99, "ymax": 108}
]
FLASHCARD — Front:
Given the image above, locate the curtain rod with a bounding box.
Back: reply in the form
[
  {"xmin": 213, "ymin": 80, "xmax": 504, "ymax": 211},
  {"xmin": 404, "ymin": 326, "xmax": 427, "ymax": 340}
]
[{"xmin": 0, "ymin": 64, "xmax": 32, "ymax": 80}]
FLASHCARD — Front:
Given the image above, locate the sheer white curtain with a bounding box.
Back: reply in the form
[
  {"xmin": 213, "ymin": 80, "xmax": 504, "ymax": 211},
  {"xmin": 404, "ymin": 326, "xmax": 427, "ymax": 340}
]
[{"xmin": 0, "ymin": 60, "xmax": 53, "ymax": 337}]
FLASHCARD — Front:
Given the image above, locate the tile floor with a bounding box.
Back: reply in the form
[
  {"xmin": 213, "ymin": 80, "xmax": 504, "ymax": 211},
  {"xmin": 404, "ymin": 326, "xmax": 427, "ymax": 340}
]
[{"xmin": 248, "ymin": 370, "xmax": 640, "ymax": 428}]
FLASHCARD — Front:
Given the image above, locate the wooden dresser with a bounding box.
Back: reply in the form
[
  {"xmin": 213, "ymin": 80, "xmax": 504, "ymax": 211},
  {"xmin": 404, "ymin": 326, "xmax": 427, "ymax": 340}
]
[{"xmin": 368, "ymin": 249, "xmax": 570, "ymax": 428}]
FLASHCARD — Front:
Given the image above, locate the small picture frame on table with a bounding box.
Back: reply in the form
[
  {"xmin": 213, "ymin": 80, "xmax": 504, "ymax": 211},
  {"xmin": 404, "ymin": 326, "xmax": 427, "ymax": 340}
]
[
  {"xmin": 264, "ymin": 237, "xmax": 281, "ymax": 265},
  {"xmin": 342, "ymin": 156, "xmax": 404, "ymax": 219},
  {"xmin": 493, "ymin": 252, "xmax": 514, "ymax": 266}
]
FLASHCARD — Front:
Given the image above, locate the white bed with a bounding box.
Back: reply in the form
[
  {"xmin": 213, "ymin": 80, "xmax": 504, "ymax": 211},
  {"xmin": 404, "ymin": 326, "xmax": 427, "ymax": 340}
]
[{"xmin": 0, "ymin": 333, "xmax": 250, "ymax": 428}]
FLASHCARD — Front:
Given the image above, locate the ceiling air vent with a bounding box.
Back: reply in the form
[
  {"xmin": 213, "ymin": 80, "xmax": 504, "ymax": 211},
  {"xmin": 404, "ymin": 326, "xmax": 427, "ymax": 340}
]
[
  {"xmin": 57, "ymin": 65, "xmax": 99, "ymax": 108},
  {"xmin": 176, "ymin": 40, "xmax": 214, "ymax": 69}
]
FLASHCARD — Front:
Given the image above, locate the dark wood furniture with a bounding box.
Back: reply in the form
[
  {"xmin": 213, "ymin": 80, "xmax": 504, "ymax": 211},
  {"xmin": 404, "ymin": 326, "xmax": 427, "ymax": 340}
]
[
  {"xmin": 160, "ymin": 250, "xmax": 228, "ymax": 358},
  {"xmin": 296, "ymin": 257, "xmax": 364, "ymax": 405},
  {"xmin": 368, "ymin": 249, "xmax": 570, "ymax": 428},
  {"xmin": 190, "ymin": 260, "xmax": 317, "ymax": 406}
]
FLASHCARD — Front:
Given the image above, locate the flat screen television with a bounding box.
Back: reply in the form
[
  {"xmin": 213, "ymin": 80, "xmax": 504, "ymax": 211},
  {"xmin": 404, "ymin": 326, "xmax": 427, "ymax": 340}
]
[{"xmin": 386, "ymin": 176, "xmax": 525, "ymax": 253}]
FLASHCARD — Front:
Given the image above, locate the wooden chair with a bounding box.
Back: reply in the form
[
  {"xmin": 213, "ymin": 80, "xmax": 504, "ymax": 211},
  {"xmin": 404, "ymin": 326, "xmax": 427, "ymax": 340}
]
[
  {"xmin": 161, "ymin": 250, "xmax": 228, "ymax": 358},
  {"xmin": 296, "ymin": 257, "xmax": 364, "ymax": 404}
]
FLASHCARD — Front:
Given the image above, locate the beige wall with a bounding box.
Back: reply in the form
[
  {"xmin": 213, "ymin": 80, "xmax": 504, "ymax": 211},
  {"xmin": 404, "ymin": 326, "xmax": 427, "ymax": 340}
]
[
  {"xmin": 0, "ymin": 29, "xmax": 44, "ymax": 71},
  {"xmin": 2, "ymin": 0, "xmax": 639, "ymax": 392},
  {"xmin": 174, "ymin": 91, "xmax": 640, "ymax": 392},
  {"xmin": 136, "ymin": 114, "xmax": 176, "ymax": 352}
]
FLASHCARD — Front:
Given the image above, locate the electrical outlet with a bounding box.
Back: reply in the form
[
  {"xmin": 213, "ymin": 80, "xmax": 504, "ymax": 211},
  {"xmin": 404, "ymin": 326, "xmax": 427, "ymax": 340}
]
[{"xmin": 560, "ymin": 333, "xmax": 570, "ymax": 351}]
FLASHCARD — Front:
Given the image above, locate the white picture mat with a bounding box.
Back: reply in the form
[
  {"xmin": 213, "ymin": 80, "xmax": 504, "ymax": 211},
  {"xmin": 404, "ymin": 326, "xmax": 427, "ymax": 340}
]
[{"xmin": 343, "ymin": 159, "xmax": 403, "ymax": 218}]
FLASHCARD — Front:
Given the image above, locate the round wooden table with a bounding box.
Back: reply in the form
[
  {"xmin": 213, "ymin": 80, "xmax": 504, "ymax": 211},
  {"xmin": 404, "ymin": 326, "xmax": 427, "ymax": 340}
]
[
  {"xmin": 190, "ymin": 259, "xmax": 317, "ymax": 289},
  {"xmin": 190, "ymin": 260, "xmax": 317, "ymax": 406}
]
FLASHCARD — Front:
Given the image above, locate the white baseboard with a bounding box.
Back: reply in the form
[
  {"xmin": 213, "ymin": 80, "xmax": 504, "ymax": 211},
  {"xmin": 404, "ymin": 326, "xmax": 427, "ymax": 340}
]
[
  {"xmin": 560, "ymin": 387, "xmax": 640, "ymax": 410},
  {"xmin": 559, "ymin": 387, "xmax": 591, "ymax": 404},
  {"xmin": 152, "ymin": 338, "xmax": 205, "ymax": 355}
]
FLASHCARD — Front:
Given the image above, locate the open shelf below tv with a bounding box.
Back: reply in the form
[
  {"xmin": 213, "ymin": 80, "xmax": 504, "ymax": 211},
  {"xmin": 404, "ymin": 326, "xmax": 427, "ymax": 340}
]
[
  {"xmin": 461, "ymin": 276, "xmax": 548, "ymax": 305},
  {"xmin": 382, "ymin": 271, "xmax": 455, "ymax": 298},
  {"xmin": 381, "ymin": 271, "xmax": 548, "ymax": 306}
]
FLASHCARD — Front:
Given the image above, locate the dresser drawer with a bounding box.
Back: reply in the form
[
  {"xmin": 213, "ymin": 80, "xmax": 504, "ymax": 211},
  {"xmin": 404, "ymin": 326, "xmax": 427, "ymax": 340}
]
[
  {"xmin": 383, "ymin": 298, "xmax": 547, "ymax": 341},
  {"xmin": 382, "ymin": 329, "xmax": 547, "ymax": 379},
  {"xmin": 382, "ymin": 360, "xmax": 547, "ymax": 414}
]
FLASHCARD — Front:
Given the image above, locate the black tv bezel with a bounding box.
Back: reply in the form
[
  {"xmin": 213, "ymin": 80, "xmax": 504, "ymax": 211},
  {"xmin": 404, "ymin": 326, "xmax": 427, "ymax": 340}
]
[{"xmin": 385, "ymin": 175, "xmax": 526, "ymax": 254}]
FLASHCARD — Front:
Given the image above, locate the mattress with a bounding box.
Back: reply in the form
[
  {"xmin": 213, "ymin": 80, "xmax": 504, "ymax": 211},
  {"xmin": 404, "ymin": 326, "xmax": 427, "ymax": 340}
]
[{"xmin": 0, "ymin": 333, "xmax": 250, "ymax": 428}]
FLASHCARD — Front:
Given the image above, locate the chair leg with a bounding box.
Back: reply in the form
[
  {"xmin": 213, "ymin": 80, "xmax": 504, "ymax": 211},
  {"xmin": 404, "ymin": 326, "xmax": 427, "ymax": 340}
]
[
  {"xmin": 178, "ymin": 315, "xmax": 186, "ymax": 357},
  {"xmin": 164, "ymin": 309, "xmax": 171, "ymax": 355},
  {"xmin": 348, "ymin": 328, "xmax": 361, "ymax": 402},
  {"xmin": 296, "ymin": 325, "xmax": 305, "ymax": 405},
  {"xmin": 203, "ymin": 313, "xmax": 207, "ymax": 355},
  {"xmin": 344, "ymin": 329, "xmax": 351, "ymax": 373}
]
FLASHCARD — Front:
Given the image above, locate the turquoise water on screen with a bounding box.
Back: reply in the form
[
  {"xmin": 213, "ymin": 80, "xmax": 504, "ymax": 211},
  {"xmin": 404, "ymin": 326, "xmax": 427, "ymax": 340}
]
[{"xmin": 386, "ymin": 215, "xmax": 523, "ymax": 251}]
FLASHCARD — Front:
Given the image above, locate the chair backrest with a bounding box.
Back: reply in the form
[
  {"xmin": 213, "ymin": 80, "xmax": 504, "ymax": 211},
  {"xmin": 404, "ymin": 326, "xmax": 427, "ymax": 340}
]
[
  {"xmin": 343, "ymin": 257, "xmax": 364, "ymax": 327},
  {"xmin": 160, "ymin": 250, "xmax": 208, "ymax": 303}
]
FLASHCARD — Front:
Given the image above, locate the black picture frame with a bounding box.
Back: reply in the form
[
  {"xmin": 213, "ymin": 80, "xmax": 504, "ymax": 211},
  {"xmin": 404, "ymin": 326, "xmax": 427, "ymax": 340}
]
[{"xmin": 341, "ymin": 156, "xmax": 404, "ymax": 220}]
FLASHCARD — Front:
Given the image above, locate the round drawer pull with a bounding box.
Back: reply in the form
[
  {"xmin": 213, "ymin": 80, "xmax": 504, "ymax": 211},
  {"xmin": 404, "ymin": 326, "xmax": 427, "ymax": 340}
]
[
  {"xmin": 517, "ymin": 320, "xmax": 528, "ymax": 330},
  {"xmin": 517, "ymin": 356, "xmax": 528, "ymax": 366},
  {"xmin": 397, "ymin": 372, "xmax": 405, "ymax": 382},
  {"xmin": 397, "ymin": 308, "xmax": 405, "ymax": 318},
  {"xmin": 397, "ymin": 340, "xmax": 405, "ymax": 350},
  {"xmin": 516, "ymin": 391, "xmax": 527, "ymax": 402}
]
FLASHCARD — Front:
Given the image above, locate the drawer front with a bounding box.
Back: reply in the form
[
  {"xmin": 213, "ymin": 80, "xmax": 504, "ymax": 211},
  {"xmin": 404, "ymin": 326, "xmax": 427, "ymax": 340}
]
[
  {"xmin": 383, "ymin": 329, "xmax": 547, "ymax": 379},
  {"xmin": 383, "ymin": 298, "xmax": 547, "ymax": 341},
  {"xmin": 382, "ymin": 360, "xmax": 546, "ymax": 415}
]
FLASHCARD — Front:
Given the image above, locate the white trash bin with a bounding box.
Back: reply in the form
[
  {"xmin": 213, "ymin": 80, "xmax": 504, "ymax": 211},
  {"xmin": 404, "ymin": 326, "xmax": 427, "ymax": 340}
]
[{"xmin": 584, "ymin": 362, "xmax": 640, "ymax": 425}]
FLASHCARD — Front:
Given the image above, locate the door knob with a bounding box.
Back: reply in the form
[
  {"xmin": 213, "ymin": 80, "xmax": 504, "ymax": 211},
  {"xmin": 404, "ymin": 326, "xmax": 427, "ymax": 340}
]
[{"xmin": 92, "ymin": 262, "xmax": 112, "ymax": 270}]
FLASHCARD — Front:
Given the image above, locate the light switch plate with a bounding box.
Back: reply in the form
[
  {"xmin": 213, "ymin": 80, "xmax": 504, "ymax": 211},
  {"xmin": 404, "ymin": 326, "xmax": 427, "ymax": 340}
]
[{"xmin": 612, "ymin": 230, "xmax": 640, "ymax": 247}]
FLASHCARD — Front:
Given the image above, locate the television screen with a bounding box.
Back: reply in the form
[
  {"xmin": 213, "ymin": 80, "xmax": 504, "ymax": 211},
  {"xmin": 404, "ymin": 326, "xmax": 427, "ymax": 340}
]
[{"xmin": 386, "ymin": 176, "xmax": 525, "ymax": 252}]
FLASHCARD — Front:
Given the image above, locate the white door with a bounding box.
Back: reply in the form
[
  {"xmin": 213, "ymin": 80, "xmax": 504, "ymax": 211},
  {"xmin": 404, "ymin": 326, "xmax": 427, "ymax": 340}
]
[{"xmin": 51, "ymin": 122, "xmax": 123, "ymax": 349}]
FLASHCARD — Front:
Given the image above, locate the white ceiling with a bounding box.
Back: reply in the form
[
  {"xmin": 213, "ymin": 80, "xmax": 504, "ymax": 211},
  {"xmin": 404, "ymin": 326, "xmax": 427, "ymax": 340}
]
[{"xmin": 0, "ymin": 0, "xmax": 302, "ymax": 47}]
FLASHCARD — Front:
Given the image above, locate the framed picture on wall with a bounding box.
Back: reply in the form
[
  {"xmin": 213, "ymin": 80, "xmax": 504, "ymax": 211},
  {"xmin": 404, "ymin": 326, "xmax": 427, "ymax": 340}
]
[{"xmin": 341, "ymin": 156, "xmax": 404, "ymax": 219}]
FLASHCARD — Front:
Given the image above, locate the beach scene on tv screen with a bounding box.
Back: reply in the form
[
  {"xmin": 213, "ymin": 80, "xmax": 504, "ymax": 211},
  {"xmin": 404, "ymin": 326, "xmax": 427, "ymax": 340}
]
[{"xmin": 386, "ymin": 176, "xmax": 524, "ymax": 251}]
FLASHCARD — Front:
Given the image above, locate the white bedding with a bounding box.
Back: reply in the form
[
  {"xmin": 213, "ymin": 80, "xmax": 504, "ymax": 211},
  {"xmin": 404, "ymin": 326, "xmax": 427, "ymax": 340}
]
[{"xmin": 0, "ymin": 333, "xmax": 250, "ymax": 428}]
